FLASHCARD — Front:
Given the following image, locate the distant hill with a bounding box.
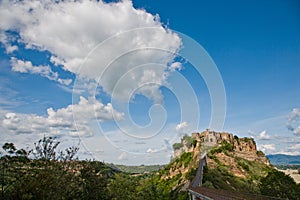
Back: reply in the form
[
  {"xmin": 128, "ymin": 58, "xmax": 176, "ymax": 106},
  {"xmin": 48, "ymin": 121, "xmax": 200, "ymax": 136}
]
[
  {"xmin": 110, "ymin": 164, "xmax": 165, "ymax": 173},
  {"xmin": 267, "ymin": 154, "xmax": 300, "ymax": 165}
]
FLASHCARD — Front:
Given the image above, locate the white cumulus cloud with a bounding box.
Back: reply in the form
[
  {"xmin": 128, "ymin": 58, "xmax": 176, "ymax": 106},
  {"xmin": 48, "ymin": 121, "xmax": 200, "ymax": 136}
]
[
  {"xmin": 176, "ymin": 121, "xmax": 188, "ymax": 134},
  {"xmin": 2, "ymin": 96, "xmax": 124, "ymax": 137},
  {"xmin": 257, "ymin": 130, "xmax": 271, "ymax": 140},
  {"xmin": 168, "ymin": 62, "xmax": 183, "ymax": 72},
  {"xmin": 10, "ymin": 57, "xmax": 72, "ymax": 85},
  {"xmin": 0, "ymin": 0, "xmax": 182, "ymax": 102},
  {"xmin": 0, "ymin": 31, "xmax": 18, "ymax": 53},
  {"xmin": 258, "ymin": 144, "xmax": 276, "ymax": 154}
]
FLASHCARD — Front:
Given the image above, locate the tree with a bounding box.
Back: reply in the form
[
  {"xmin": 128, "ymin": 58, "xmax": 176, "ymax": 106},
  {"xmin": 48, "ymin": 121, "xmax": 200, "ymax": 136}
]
[
  {"xmin": 80, "ymin": 161, "xmax": 111, "ymax": 200},
  {"xmin": 260, "ymin": 170, "xmax": 300, "ymax": 199},
  {"xmin": 58, "ymin": 146, "xmax": 79, "ymax": 161},
  {"xmin": 1, "ymin": 137, "xmax": 81, "ymax": 199},
  {"xmin": 108, "ymin": 174, "xmax": 140, "ymax": 200},
  {"xmin": 31, "ymin": 136, "xmax": 60, "ymax": 160},
  {"xmin": 31, "ymin": 136, "xmax": 79, "ymax": 161},
  {"xmin": 2, "ymin": 143, "xmax": 16, "ymax": 155},
  {"xmin": 1, "ymin": 143, "xmax": 29, "ymax": 199}
]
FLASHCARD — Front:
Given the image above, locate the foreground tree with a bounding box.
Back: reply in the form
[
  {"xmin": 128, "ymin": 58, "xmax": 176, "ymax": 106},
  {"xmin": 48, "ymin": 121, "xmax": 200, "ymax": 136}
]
[
  {"xmin": 260, "ymin": 170, "xmax": 300, "ymax": 199},
  {"xmin": 1, "ymin": 136, "xmax": 81, "ymax": 199}
]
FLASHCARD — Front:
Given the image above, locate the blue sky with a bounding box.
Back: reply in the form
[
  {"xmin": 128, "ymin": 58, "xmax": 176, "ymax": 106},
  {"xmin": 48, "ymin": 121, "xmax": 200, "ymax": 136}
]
[{"xmin": 0, "ymin": 0, "xmax": 299, "ymax": 165}]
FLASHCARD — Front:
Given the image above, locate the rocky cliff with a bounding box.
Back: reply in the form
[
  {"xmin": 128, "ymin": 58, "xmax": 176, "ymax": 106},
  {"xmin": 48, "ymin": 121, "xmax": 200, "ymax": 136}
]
[
  {"xmin": 169, "ymin": 130, "xmax": 270, "ymax": 182},
  {"xmin": 158, "ymin": 131, "xmax": 297, "ymax": 197},
  {"xmin": 175, "ymin": 130, "xmax": 270, "ymax": 165}
]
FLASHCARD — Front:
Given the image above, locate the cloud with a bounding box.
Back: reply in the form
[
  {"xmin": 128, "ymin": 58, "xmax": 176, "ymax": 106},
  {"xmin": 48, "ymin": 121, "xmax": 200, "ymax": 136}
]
[
  {"xmin": 257, "ymin": 130, "xmax": 271, "ymax": 140},
  {"xmin": 168, "ymin": 62, "xmax": 183, "ymax": 72},
  {"xmin": 0, "ymin": 31, "xmax": 18, "ymax": 53},
  {"xmin": 146, "ymin": 148, "xmax": 156, "ymax": 153},
  {"xmin": 288, "ymin": 108, "xmax": 300, "ymax": 122},
  {"xmin": 0, "ymin": 0, "xmax": 182, "ymax": 102},
  {"xmin": 248, "ymin": 130, "xmax": 257, "ymax": 137},
  {"xmin": 286, "ymin": 108, "xmax": 300, "ymax": 136},
  {"xmin": 1, "ymin": 96, "xmax": 124, "ymax": 137},
  {"xmin": 258, "ymin": 144, "xmax": 276, "ymax": 153},
  {"xmin": 176, "ymin": 121, "xmax": 188, "ymax": 133},
  {"xmin": 10, "ymin": 57, "xmax": 72, "ymax": 85},
  {"xmin": 273, "ymin": 150, "xmax": 300, "ymax": 156},
  {"xmin": 294, "ymin": 126, "xmax": 300, "ymax": 136},
  {"xmin": 289, "ymin": 143, "xmax": 300, "ymax": 151}
]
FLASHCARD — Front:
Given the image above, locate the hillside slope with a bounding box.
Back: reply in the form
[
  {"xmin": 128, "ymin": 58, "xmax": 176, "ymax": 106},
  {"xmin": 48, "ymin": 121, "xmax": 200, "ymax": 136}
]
[
  {"xmin": 2, "ymin": 132, "xmax": 299, "ymax": 199},
  {"xmin": 160, "ymin": 130, "xmax": 300, "ymax": 199},
  {"xmin": 168, "ymin": 130, "xmax": 271, "ymax": 190}
]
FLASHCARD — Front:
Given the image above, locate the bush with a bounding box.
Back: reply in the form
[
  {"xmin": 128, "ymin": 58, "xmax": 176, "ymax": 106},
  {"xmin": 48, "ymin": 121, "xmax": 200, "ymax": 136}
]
[
  {"xmin": 185, "ymin": 167, "xmax": 197, "ymax": 180},
  {"xmin": 178, "ymin": 152, "xmax": 193, "ymax": 168},
  {"xmin": 173, "ymin": 143, "xmax": 183, "ymax": 150},
  {"xmin": 220, "ymin": 141, "xmax": 233, "ymax": 152},
  {"xmin": 256, "ymin": 151, "xmax": 265, "ymax": 157},
  {"xmin": 209, "ymin": 141, "xmax": 233, "ymax": 155},
  {"xmin": 243, "ymin": 137, "xmax": 254, "ymax": 143},
  {"xmin": 182, "ymin": 135, "xmax": 197, "ymax": 148}
]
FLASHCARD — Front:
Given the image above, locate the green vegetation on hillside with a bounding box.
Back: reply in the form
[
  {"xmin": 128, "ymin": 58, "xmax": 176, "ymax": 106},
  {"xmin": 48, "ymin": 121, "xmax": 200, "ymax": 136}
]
[
  {"xmin": 0, "ymin": 136, "xmax": 190, "ymax": 200},
  {"xmin": 0, "ymin": 138, "xmax": 114, "ymax": 199},
  {"xmin": 260, "ymin": 170, "xmax": 300, "ymax": 199},
  {"xmin": 1, "ymin": 133, "xmax": 299, "ymax": 200},
  {"xmin": 204, "ymin": 138, "xmax": 300, "ymax": 199},
  {"xmin": 173, "ymin": 134, "xmax": 197, "ymax": 151},
  {"xmin": 209, "ymin": 141, "xmax": 233, "ymax": 155},
  {"xmin": 112, "ymin": 164, "xmax": 164, "ymax": 174}
]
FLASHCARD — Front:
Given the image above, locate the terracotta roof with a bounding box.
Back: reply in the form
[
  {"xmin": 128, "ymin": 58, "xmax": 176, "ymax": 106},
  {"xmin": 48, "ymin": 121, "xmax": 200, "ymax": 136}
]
[{"xmin": 189, "ymin": 187, "xmax": 283, "ymax": 200}]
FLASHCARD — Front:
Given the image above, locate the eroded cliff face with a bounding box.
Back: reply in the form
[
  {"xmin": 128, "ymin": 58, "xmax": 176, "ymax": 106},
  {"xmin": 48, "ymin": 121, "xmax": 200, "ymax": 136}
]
[
  {"xmin": 198, "ymin": 130, "xmax": 270, "ymax": 166},
  {"xmin": 169, "ymin": 130, "xmax": 270, "ymax": 181}
]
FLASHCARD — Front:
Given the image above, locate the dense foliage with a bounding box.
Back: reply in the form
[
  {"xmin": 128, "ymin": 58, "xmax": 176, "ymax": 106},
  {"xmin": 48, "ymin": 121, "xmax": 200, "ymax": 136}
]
[
  {"xmin": 173, "ymin": 134, "xmax": 197, "ymax": 151},
  {"xmin": 0, "ymin": 137, "xmax": 189, "ymax": 200},
  {"xmin": 205, "ymin": 139, "xmax": 300, "ymax": 200},
  {"xmin": 113, "ymin": 164, "xmax": 164, "ymax": 173},
  {"xmin": 260, "ymin": 170, "xmax": 300, "ymax": 199},
  {"xmin": 1, "ymin": 134, "xmax": 299, "ymax": 200},
  {"xmin": 0, "ymin": 138, "xmax": 113, "ymax": 199}
]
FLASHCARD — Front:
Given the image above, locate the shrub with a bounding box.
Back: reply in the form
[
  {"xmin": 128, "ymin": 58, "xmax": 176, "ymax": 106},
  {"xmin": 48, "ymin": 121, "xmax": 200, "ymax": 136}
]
[
  {"xmin": 238, "ymin": 160, "xmax": 250, "ymax": 172},
  {"xmin": 173, "ymin": 143, "xmax": 183, "ymax": 150},
  {"xmin": 220, "ymin": 141, "xmax": 233, "ymax": 152},
  {"xmin": 182, "ymin": 134, "xmax": 197, "ymax": 148},
  {"xmin": 185, "ymin": 167, "xmax": 197, "ymax": 180},
  {"xmin": 256, "ymin": 151, "xmax": 264, "ymax": 157}
]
